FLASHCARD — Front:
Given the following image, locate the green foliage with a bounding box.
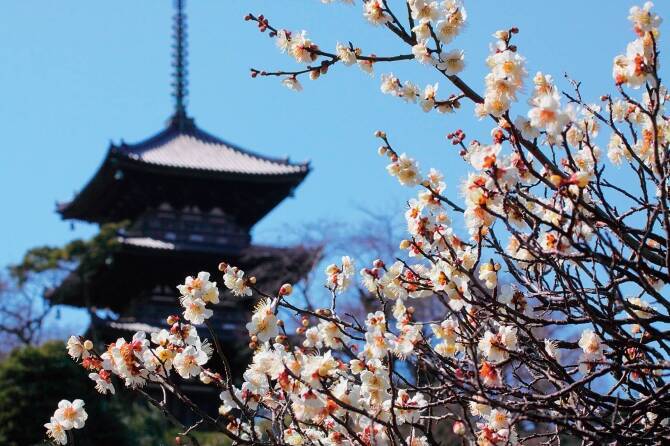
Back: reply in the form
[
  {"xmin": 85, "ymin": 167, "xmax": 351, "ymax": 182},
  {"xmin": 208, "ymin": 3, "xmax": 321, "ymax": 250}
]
[
  {"xmin": 117, "ymin": 400, "xmax": 179, "ymax": 446},
  {"xmin": 139, "ymin": 430, "xmax": 232, "ymax": 446},
  {"xmin": 10, "ymin": 222, "xmax": 127, "ymax": 283},
  {"xmin": 189, "ymin": 431, "xmax": 232, "ymax": 446},
  {"xmin": 0, "ymin": 341, "xmax": 230, "ymax": 446},
  {"xmin": 0, "ymin": 341, "xmax": 129, "ymax": 446}
]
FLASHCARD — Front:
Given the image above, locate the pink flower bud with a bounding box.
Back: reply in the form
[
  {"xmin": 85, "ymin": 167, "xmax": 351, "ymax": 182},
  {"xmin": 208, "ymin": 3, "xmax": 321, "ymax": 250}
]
[{"xmin": 279, "ymin": 283, "xmax": 293, "ymax": 296}]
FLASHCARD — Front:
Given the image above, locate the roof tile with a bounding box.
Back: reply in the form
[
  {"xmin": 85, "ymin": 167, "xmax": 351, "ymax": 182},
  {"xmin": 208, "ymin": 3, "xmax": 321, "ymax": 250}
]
[{"xmin": 115, "ymin": 124, "xmax": 308, "ymax": 176}]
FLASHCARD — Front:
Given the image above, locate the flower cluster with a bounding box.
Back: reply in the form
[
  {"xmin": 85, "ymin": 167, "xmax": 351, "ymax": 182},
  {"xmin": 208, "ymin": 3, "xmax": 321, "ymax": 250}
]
[
  {"xmin": 407, "ymin": 0, "xmax": 467, "ymax": 66},
  {"xmin": 178, "ymin": 271, "xmax": 219, "ymax": 324},
  {"xmin": 221, "ymin": 263, "xmax": 254, "ymax": 297},
  {"xmin": 325, "ymin": 255, "xmax": 355, "ymax": 293},
  {"xmin": 44, "ymin": 400, "xmax": 87, "ymax": 445},
  {"xmin": 375, "ymin": 1, "xmax": 468, "ymax": 113},
  {"xmin": 381, "ymin": 148, "xmax": 422, "ymax": 187},
  {"xmin": 475, "ymin": 28, "xmax": 526, "ymax": 118},
  {"xmin": 64, "ymin": 307, "xmax": 215, "ymax": 392},
  {"xmin": 53, "ymin": 2, "xmax": 670, "ymax": 445},
  {"xmin": 613, "ymin": 2, "xmax": 661, "ymax": 88},
  {"xmin": 379, "ymin": 73, "xmax": 463, "ymax": 113}
]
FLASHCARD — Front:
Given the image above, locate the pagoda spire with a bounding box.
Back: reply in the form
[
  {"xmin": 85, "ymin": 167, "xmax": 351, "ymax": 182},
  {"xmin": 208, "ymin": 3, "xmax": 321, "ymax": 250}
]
[{"xmin": 170, "ymin": 0, "xmax": 192, "ymax": 129}]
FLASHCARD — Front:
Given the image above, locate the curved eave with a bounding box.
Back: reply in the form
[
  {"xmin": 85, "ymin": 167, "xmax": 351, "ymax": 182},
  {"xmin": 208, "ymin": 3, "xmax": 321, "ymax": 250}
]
[
  {"xmin": 122, "ymin": 118, "xmax": 308, "ymax": 170},
  {"xmin": 110, "ymin": 151, "xmax": 310, "ymax": 182},
  {"xmin": 117, "ymin": 237, "xmax": 323, "ymax": 261},
  {"xmin": 47, "ymin": 243, "xmax": 322, "ymax": 312},
  {"xmin": 58, "ymin": 148, "xmax": 310, "ymax": 225},
  {"xmin": 57, "ymin": 149, "xmax": 116, "ymax": 219}
]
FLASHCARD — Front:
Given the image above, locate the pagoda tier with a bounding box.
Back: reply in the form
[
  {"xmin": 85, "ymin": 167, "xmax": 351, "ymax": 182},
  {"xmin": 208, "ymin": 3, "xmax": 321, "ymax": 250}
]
[
  {"xmin": 47, "ymin": 0, "xmax": 316, "ymax": 424},
  {"xmin": 58, "ymin": 117, "xmax": 310, "ymax": 228},
  {"xmin": 48, "ymin": 237, "xmax": 320, "ymax": 313}
]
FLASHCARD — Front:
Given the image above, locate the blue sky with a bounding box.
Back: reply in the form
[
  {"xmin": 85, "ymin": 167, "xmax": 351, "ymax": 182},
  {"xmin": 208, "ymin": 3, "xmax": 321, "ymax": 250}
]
[{"xmin": 1, "ymin": 0, "xmax": 668, "ymax": 269}]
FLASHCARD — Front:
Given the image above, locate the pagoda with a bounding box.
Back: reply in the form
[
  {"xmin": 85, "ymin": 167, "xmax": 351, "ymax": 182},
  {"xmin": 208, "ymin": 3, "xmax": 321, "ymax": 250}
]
[{"xmin": 51, "ymin": 0, "xmax": 316, "ymax": 356}]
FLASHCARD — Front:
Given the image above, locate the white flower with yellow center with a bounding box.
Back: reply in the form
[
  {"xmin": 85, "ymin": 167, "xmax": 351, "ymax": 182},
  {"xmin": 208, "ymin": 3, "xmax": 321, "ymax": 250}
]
[
  {"xmin": 246, "ymin": 299, "xmax": 279, "ymax": 343},
  {"xmin": 88, "ymin": 371, "xmax": 115, "ymax": 395},
  {"xmin": 488, "ymin": 408, "xmax": 511, "ymax": 430},
  {"xmin": 282, "ymin": 76, "xmax": 303, "ymax": 92},
  {"xmin": 177, "ymin": 271, "xmax": 219, "ymax": 304},
  {"xmin": 44, "ymin": 417, "xmax": 67, "ymax": 445},
  {"xmin": 478, "ymin": 262, "xmax": 499, "ymax": 290},
  {"xmin": 628, "ymin": 2, "xmax": 661, "ymax": 33},
  {"xmin": 336, "ymin": 42, "xmax": 357, "ymax": 66},
  {"xmin": 437, "ymin": 49, "xmax": 465, "ymax": 75},
  {"xmin": 275, "ymin": 29, "xmax": 292, "ymax": 54},
  {"xmin": 478, "ymin": 326, "xmax": 517, "ymax": 362},
  {"xmin": 364, "ymin": 329, "xmax": 392, "ymax": 360},
  {"xmin": 412, "ymin": 40, "xmax": 434, "ymax": 65},
  {"xmin": 578, "ymin": 329, "xmax": 602, "ymax": 356},
  {"xmin": 528, "ymin": 92, "xmax": 568, "ymax": 136},
  {"xmin": 318, "ymin": 320, "xmax": 349, "ymax": 350},
  {"xmin": 301, "ymin": 351, "xmax": 340, "ymax": 387},
  {"xmin": 412, "ymin": 22, "xmax": 431, "ymax": 41},
  {"xmin": 325, "ymin": 256, "xmax": 355, "ymax": 293},
  {"xmin": 420, "ymin": 83, "xmax": 438, "ymax": 112},
  {"xmin": 289, "ymin": 31, "xmax": 317, "ymax": 64},
  {"xmin": 379, "ymin": 261, "xmax": 410, "ymax": 300},
  {"xmin": 363, "ymin": 0, "xmax": 390, "ymax": 26},
  {"xmin": 54, "ymin": 399, "xmax": 88, "ymax": 430},
  {"xmin": 174, "ymin": 345, "xmax": 208, "ymax": 379},
  {"xmin": 181, "ymin": 296, "xmax": 213, "ymax": 325},
  {"xmin": 303, "ymin": 326, "xmax": 322, "ymax": 349},
  {"xmin": 250, "ymin": 344, "xmax": 285, "ymax": 380},
  {"xmin": 223, "ymin": 267, "xmax": 253, "ymax": 297},
  {"xmin": 380, "ymin": 73, "xmax": 400, "ymax": 95},
  {"xmin": 409, "ymin": 0, "xmax": 439, "ymax": 22},
  {"xmin": 400, "ymin": 81, "xmax": 419, "ymax": 103},
  {"xmin": 445, "ymin": 274, "xmax": 470, "ymax": 311},
  {"xmin": 66, "ymin": 336, "xmax": 88, "ymax": 360}
]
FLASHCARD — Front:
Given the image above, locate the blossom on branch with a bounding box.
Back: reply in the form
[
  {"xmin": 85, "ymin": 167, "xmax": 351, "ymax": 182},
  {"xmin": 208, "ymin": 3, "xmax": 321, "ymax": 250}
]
[{"xmin": 50, "ymin": 2, "xmax": 670, "ymax": 445}]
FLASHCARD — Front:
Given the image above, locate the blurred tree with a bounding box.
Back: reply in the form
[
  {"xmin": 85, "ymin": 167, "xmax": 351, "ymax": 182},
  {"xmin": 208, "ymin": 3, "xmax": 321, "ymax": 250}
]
[
  {"xmin": 0, "ymin": 223, "xmax": 126, "ymax": 352},
  {"xmin": 10, "ymin": 222, "xmax": 126, "ymax": 283},
  {"xmin": 279, "ymin": 205, "xmax": 403, "ymax": 316},
  {"xmin": 0, "ymin": 277, "xmax": 53, "ymax": 349},
  {"xmin": 0, "ymin": 340, "xmax": 200, "ymax": 446},
  {"xmin": 0, "ymin": 341, "xmax": 129, "ymax": 445}
]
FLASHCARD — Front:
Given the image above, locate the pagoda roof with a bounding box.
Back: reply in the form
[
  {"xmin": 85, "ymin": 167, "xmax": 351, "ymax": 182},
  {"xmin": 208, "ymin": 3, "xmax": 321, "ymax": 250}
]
[
  {"xmin": 89, "ymin": 314, "xmax": 242, "ymax": 338},
  {"xmin": 94, "ymin": 318, "xmax": 163, "ymax": 335},
  {"xmin": 47, "ymin": 241, "xmax": 322, "ymax": 312},
  {"xmin": 59, "ymin": 0, "xmax": 310, "ymax": 227},
  {"xmin": 111, "ymin": 118, "xmax": 308, "ymax": 176},
  {"xmin": 58, "ymin": 117, "xmax": 310, "ymax": 226},
  {"xmin": 120, "ymin": 236, "xmax": 178, "ymax": 251}
]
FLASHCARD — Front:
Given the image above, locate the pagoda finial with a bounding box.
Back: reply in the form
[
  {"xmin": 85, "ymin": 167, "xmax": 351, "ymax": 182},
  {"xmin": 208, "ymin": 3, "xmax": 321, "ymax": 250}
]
[{"xmin": 171, "ymin": 0, "xmax": 191, "ymax": 129}]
